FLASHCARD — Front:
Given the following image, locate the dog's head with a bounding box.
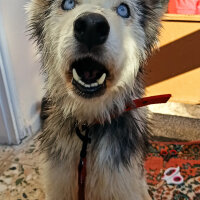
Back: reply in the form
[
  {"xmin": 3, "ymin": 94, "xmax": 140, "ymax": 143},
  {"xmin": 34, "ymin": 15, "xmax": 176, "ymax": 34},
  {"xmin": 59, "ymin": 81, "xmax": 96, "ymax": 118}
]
[{"xmin": 27, "ymin": 0, "xmax": 168, "ymax": 122}]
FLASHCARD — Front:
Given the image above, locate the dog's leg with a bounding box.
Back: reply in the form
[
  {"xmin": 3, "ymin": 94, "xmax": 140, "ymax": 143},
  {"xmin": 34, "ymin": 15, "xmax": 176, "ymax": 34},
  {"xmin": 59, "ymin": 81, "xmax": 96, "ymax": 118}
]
[
  {"xmin": 142, "ymin": 190, "xmax": 152, "ymax": 200},
  {"xmin": 42, "ymin": 161, "xmax": 76, "ymax": 200},
  {"xmin": 41, "ymin": 158, "xmax": 78, "ymax": 200},
  {"xmin": 86, "ymin": 159, "xmax": 151, "ymax": 200},
  {"xmin": 38, "ymin": 131, "xmax": 82, "ymax": 200}
]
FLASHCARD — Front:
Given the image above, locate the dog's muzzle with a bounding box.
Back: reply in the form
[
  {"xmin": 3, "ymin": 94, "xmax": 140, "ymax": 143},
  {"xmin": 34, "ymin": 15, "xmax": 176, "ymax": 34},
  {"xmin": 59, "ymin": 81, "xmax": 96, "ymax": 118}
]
[
  {"xmin": 74, "ymin": 13, "xmax": 110, "ymax": 50},
  {"xmin": 69, "ymin": 13, "xmax": 110, "ymax": 98}
]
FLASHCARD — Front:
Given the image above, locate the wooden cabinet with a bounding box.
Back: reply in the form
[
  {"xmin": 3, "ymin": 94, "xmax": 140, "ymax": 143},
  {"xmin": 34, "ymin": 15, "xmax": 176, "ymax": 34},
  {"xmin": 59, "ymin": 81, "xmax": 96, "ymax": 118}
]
[{"xmin": 145, "ymin": 14, "xmax": 200, "ymax": 105}]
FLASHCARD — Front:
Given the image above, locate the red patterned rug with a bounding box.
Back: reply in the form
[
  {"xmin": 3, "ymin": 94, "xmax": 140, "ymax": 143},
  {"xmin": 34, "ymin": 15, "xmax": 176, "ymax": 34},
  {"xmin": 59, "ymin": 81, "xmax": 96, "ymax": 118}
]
[{"xmin": 145, "ymin": 140, "xmax": 200, "ymax": 200}]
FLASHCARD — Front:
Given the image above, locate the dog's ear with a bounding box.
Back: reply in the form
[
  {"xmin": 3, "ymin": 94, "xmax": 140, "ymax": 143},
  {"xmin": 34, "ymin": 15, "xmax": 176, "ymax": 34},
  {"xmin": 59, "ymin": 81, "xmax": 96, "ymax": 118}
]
[
  {"xmin": 145, "ymin": 0, "xmax": 169, "ymax": 16},
  {"xmin": 25, "ymin": 0, "xmax": 51, "ymax": 49},
  {"xmin": 142, "ymin": 0, "xmax": 169, "ymax": 51}
]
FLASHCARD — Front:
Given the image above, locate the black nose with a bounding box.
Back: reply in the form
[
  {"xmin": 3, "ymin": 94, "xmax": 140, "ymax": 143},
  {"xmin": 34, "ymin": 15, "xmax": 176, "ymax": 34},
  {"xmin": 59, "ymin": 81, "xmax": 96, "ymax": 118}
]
[{"xmin": 74, "ymin": 13, "xmax": 110, "ymax": 50}]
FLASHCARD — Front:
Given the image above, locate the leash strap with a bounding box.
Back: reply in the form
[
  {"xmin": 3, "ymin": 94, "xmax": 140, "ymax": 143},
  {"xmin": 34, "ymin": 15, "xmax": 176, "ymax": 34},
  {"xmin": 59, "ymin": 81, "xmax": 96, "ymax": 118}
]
[
  {"xmin": 78, "ymin": 157, "xmax": 86, "ymax": 200},
  {"xmin": 76, "ymin": 125, "xmax": 91, "ymax": 200}
]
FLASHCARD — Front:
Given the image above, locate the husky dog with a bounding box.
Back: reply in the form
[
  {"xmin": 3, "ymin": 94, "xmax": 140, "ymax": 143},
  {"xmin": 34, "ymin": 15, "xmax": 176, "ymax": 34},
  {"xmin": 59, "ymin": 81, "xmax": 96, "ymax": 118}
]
[{"xmin": 27, "ymin": 0, "xmax": 168, "ymax": 199}]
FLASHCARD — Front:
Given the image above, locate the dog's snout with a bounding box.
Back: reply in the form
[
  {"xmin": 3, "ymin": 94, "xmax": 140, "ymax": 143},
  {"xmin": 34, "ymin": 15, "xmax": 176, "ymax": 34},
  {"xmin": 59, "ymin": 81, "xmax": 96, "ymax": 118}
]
[{"xmin": 74, "ymin": 13, "xmax": 110, "ymax": 50}]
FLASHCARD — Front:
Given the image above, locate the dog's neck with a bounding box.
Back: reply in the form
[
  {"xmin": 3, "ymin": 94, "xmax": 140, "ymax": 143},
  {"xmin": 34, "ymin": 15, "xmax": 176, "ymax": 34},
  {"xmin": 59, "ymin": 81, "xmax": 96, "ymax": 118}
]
[{"xmin": 74, "ymin": 94, "xmax": 171, "ymax": 126}]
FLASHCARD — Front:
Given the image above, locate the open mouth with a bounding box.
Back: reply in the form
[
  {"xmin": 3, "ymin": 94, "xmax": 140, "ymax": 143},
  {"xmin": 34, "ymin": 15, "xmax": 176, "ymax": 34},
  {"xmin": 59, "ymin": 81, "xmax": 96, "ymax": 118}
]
[{"xmin": 70, "ymin": 57, "xmax": 108, "ymax": 98}]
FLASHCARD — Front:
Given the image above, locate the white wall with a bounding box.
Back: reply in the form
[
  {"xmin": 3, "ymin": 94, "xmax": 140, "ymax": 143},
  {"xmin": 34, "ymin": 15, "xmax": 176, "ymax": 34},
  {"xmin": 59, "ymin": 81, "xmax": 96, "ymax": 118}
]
[{"xmin": 0, "ymin": 0, "xmax": 44, "ymax": 143}]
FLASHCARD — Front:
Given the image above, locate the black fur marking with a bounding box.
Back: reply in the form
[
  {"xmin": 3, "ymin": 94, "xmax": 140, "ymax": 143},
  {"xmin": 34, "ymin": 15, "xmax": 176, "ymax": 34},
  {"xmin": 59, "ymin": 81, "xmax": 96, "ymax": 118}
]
[
  {"xmin": 27, "ymin": 2, "xmax": 53, "ymax": 50},
  {"xmin": 90, "ymin": 112, "xmax": 150, "ymax": 168},
  {"xmin": 138, "ymin": 1, "xmax": 150, "ymax": 29},
  {"xmin": 38, "ymin": 113, "xmax": 77, "ymax": 162},
  {"xmin": 38, "ymin": 108, "xmax": 150, "ymax": 168},
  {"xmin": 40, "ymin": 97, "xmax": 52, "ymax": 121},
  {"xmin": 136, "ymin": 0, "xmax": 169, "ymax": 53}
]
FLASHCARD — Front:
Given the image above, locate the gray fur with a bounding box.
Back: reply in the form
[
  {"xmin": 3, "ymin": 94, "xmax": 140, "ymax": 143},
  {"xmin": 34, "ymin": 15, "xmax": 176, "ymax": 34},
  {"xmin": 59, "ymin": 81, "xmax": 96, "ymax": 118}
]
[{"xmin": 26, "ymin": 0, "xmax": 169, "ymax": 199}]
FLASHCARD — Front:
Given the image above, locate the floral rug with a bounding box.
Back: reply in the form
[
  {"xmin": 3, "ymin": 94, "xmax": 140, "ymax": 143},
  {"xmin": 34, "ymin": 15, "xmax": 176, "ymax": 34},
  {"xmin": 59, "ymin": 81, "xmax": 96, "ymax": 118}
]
[{"xmin": 145, "ymin": 141, "xmax": 200, "ymax": 200}]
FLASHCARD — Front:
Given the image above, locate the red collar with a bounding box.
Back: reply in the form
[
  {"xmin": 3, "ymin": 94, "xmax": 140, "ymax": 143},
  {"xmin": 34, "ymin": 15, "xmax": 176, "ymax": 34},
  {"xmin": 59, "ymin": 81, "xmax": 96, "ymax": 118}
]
[{"xmin": 126, "ymin": 94, "xmax": 171, "ymax": 111}]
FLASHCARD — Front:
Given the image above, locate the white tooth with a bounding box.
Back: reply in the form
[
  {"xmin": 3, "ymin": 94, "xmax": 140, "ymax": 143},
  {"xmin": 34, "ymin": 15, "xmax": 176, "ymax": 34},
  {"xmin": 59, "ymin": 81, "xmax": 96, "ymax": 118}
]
[
  {"xmin": 73, "ymin": 68, "xmax": 80, "ymax": 81},
  {"xmin": 91, "ymin": 83, "xmax": 98, "ymax": 87},
  {"xmin": 78, "ymin": 80, "xmax": 85, "ymax": 86},
  {"xmin": 85, "ymin": 84, "xmax": 91, "ymax": 88},
  {"xmin": 97, "ymin": 73, "xmax": 106, "ymax": 85}
]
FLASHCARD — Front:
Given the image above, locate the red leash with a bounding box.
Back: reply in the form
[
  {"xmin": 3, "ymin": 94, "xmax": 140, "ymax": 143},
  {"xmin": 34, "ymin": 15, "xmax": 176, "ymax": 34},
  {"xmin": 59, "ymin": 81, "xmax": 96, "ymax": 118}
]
[
  {"xmin": 76, "ymin": 94, "xmax": 171, "ymax": 200},
  {"xmin": 78, "ymin": 157, "xmax": 87, "ymax": 200},
  {"xmin": 76, "ymin": 125, "xmax": 91, "ymax": 200}
]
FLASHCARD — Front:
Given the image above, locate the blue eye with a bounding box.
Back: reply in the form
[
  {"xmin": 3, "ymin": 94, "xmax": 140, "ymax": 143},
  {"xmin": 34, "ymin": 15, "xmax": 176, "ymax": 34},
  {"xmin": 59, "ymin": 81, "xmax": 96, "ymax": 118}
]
[
  {"xmin": 62, "ymin": 0, "xmax": 76, "ymax": 10},
  {"xmin": 117, "ymin": 4, "xmax": 130, "ymax": 18}
]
